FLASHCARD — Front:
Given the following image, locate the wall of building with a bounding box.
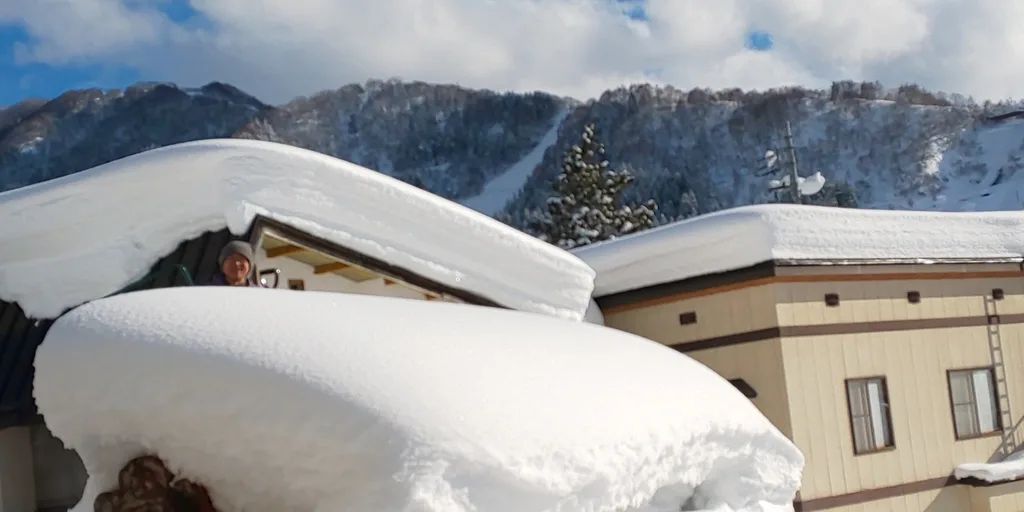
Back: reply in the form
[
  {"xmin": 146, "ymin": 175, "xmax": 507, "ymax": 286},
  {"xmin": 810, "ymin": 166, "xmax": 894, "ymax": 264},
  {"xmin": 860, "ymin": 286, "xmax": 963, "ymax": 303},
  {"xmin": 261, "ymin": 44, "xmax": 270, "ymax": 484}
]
[
  {"xmin": 968, "ymin": 479, "xmax": 1024, "ymax": 512},
  {"xmin": 600, "ymin": 261, "xmax": 1024, "ymax": 511},
  {"xmin": 773, "ymin": 263, "xmax": 1023, "ymax": 328},
  {"xmin": 602, "ymin": 286, "xmax": 791, "ymax": 435},
  {"xmin": 686, "ymin": 339, "xmax": 792, "ymax": 436},
  {"xmin": 602, "ymin": 283, "xmax": 779, "ymax": 347},
  {"xmin": 777, "ymin": 264, "xmax": 1024, "ymax": 507},
  {"xmin": 782, "ymin": 325, "xmax": 1023, "ymax": 502},
  {"xmin": 0, "ymin": 426, "xmax": 35, "ymax": 512},
  {"xmin": 255, "ymin": 249, "xmax": 446, "ymax": 302}
]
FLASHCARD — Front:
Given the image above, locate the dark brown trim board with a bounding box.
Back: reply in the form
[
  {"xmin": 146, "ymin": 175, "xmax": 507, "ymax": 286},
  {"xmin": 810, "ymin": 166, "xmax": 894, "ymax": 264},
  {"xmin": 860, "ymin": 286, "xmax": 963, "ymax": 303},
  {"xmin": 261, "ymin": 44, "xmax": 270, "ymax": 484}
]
[
  {"xmin": 247, "ymin": 215, "xmax": 505, "ymax": 309},
  {"xmin": 794, "ymin": 476, "xmax": 955, "ymax": 511},
  {"xmin": 670, "ymin": 314, "xmax": 1024, "ymax": 353},
  {"xmin": 794, "ymin": 474, "xmax": 1024, "ymax": 511},
  {"xmin": 598, "ymin": 261, "xmax": 1024, "ymax": 315},
  {"xmin": 597, "ymin": 262, "xmax": 777, "ymax": 311}
]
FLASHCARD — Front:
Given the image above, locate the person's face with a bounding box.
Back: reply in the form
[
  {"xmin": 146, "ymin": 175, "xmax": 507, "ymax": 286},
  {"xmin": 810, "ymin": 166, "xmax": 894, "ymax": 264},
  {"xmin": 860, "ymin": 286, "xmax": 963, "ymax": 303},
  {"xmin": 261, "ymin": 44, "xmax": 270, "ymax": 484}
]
[{"xmin": 222, "ymin": 253, "xmax": 251, "ymax": 285}]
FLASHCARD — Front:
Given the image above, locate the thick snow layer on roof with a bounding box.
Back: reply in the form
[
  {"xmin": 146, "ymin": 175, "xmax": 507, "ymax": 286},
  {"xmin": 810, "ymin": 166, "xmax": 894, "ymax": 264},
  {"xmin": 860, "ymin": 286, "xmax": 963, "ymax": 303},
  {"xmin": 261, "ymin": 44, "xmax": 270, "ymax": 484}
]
[
  {"xmin": 0, "ymin": 139, "xmax": 593, "ymax": 320},
  {"xmin": 955, "ymin": 451, "xmax": 1024, "ymax": 483},
  {"xmin": 36, "ymin": 288, "xmax": 803, "ymax": 512},
  {"xmin": 574, "ymin": 204, "xmax": 1024, "ymax": 297}
]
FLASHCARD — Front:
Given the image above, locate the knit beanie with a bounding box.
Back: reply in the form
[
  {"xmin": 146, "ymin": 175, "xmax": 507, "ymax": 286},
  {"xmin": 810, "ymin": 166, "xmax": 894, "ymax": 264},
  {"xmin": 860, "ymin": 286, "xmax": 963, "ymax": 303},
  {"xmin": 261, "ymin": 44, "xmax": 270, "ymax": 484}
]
[{"xmin": 218, "ymin": 241, "xmax": 255, "ymax": 266}]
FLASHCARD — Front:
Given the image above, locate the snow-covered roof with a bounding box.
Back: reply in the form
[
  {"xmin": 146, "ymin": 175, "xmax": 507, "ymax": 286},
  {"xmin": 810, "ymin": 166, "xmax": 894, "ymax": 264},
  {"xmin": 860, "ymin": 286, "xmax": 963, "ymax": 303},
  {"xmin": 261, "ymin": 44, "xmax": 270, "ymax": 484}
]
[
  {"xmin": 574, "ymin": 204, "xmax": 1024, "ymax": 297},
  {"xmin": 0, "ymin": 139, "xmax": 594, "ymax": 320},
  {"xmin": 35, "ymin": 288, "xmax": 803, "ymax": 512}
]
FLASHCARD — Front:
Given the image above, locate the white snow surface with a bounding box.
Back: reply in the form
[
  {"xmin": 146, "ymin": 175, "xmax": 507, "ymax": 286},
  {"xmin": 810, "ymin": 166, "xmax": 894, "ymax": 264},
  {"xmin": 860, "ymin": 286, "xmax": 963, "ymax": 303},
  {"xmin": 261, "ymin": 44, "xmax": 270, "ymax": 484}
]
[
  {"xmin": 461, "ymin": 110, "xmax": 567, "ymax": 215},
  {"xmin": 955, "ymin": 451, "xmax": 1024, "ymax": 483},
  {"xmin": 574, "ymin": 203, "xmax": 1024, "ymax": 297},
  {"xmin": 0, "ymin": 139, "xmax": 594, "ymax": 320},
  {"xmin": 36, "ymin": 288, "xmax": 803, "ymax": 512}
]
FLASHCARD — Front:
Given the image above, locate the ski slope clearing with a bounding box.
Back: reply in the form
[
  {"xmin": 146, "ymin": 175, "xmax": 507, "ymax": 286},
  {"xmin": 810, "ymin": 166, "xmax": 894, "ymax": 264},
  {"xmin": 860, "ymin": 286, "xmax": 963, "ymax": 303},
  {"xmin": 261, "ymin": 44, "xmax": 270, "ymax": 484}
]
[
  {"xmin": 0, "ymin": 139, "xmax": 593, "ymax": 320},
  {"xmin": 462, "ymin": 110, "xmax": 568, "ymax": 215},
  {"xmin": 35, "ymin": 288, "xmax": 803, "ymax": 512}
]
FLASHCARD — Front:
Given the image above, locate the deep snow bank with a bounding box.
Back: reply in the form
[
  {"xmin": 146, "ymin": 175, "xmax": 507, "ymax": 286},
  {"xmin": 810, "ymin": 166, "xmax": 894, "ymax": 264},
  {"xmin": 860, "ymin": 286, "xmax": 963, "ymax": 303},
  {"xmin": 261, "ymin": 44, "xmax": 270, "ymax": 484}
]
[
  {"xmin": 0, "ymin": 139, "xmax": 593, "ymax": 320},
  {"xmin": 575, "ymin": 204, "xmax": 1024, "ymax": 297},
  {"xmin": 35, "ymin": 288, "xmax": 802, "ymax": 512}
]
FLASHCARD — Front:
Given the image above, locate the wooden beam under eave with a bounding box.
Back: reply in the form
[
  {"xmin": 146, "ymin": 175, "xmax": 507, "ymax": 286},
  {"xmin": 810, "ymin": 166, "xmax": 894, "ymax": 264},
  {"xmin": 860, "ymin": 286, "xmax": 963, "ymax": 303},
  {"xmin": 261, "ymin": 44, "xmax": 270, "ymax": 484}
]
[
  {"xmin": 383, "ymin": 278, "xmax": 397, "ymax": 286},
  {"xmin": 314, "ymin": 261, "xmax": 350, "ymax": 274},
  {"xmin": 266, "ymin": 244, "xmax": 305, "ymax": 258}
]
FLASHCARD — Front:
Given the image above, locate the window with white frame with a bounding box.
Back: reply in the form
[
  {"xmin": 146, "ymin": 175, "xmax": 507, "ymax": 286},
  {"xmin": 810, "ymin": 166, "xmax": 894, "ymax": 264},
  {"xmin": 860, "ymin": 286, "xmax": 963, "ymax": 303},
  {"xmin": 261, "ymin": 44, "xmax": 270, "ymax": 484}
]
[
  {"xmin": 846, "ymin": 377, "xmax": 894, "ymax": 454},
  {"xmin": 948, "ymin": 368, "xmax": 1001, "ymax": 440}
]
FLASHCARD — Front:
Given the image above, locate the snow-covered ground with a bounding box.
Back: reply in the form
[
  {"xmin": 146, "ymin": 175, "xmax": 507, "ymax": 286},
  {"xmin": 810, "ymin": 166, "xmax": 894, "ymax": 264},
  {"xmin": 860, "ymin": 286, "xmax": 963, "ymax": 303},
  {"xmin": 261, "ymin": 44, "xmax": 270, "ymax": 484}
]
[
  {"xmin": 462, "ymin": 110, "xmax": 568, "ymax": 215},
  {"xmin": 574, "ymin": 204, "xmax": 1024, "ymax": 297},
  {"xmin": 35, "ymin": 288, "xmax": 803, "ymax": 512},
  {"xmin": 0, "ymin": 139, "xmax": 594, "ymax": 320}
]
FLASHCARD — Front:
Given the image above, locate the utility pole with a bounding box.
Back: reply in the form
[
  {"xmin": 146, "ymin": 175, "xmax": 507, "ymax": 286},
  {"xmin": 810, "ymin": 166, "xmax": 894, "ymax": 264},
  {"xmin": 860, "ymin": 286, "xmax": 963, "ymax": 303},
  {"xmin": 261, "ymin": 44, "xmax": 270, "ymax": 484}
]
[
  {"xmin": 756, "ymin": 120, "xmax": 824, "ymax": 204},
  {"xmin": 783, "ymin": 121, "xmax": 801, "ymax": 204}
]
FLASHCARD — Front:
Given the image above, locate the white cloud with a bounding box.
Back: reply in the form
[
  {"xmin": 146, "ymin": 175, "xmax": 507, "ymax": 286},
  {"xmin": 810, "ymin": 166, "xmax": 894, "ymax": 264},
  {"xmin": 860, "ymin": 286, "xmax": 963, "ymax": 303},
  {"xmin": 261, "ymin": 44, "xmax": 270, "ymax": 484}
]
[{"xmin": 2, "ymin": 0, "xmax": 1023, "ymax": 103}]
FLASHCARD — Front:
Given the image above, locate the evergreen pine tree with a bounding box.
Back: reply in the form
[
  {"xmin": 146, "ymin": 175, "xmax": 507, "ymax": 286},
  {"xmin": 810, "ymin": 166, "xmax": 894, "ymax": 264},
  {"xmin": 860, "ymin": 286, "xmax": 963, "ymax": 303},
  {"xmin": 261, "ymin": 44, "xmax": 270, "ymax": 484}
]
[{"xmin": 534, "ymin": 123, "xmax": 656, "ymax": 249}]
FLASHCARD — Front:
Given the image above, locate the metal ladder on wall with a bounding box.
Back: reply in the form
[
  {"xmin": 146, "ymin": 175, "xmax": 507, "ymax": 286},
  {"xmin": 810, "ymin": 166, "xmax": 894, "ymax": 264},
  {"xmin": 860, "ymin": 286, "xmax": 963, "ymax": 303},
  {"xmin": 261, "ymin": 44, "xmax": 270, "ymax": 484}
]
[{"xmin": 985, "ymin": 294, "xmax": 1016, "ymax": 456}]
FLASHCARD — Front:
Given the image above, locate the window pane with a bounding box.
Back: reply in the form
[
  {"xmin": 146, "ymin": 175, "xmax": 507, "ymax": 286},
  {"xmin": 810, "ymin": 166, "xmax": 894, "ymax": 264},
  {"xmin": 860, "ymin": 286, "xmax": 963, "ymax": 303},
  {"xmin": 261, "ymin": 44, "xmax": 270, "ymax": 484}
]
[
  {"xmin": 852, "ymin": 417, "xmax": 873, "ymax": 453},
  {"xmin": 973, "ymin": 370, "xmax": 999, "ymax": 433},
  {"xmin": 848, "ymin": 381, "xmax": 867, "ymax": 416},
  {"xmin": 954, "ymin": 403, "xmax": 978, "ymax": 437},
  {"xmin": 867, "ymin": 380, "xmax": 890, "ymax": 449},
  {"xmin": 950, "ymin": 372, "xmax": 973, "ymax": 405}
]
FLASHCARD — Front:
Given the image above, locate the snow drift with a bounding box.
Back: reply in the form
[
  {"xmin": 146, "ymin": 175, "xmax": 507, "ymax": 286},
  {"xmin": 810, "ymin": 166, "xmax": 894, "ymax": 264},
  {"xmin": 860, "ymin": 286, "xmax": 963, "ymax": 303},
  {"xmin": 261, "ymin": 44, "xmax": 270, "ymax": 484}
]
[
  {"xmin": 0, "ymin": 139, "xmax": 594, "ymax": 320},
  {"xmin": 955, "ymin": 451, "xmax": 1024, "ymax": 483},
  {"xmin": 35, "ymin": 288, "xmax": 802, "ymax": 512},
  {"xmin": 575, "ymin": 204, "xmax": 1024, "ymax": 297}
]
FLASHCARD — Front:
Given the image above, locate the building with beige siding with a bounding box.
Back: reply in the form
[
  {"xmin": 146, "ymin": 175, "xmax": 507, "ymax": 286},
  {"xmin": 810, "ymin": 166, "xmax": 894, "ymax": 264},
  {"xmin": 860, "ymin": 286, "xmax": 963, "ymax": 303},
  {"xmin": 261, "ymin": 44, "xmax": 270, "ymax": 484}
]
[{"xmin": 576, "ymin": 204, "xmax": 1024, "ymax": 511}]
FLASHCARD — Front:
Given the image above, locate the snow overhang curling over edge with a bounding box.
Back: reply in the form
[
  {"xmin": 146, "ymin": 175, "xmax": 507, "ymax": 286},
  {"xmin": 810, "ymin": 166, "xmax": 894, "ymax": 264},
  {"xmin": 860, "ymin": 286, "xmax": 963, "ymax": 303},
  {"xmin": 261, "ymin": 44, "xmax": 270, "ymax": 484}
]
[
  {"xmin": 35, "ymin": 288, "xmax": 804, "ymax": 512},
  {"xmin": 0, "ymin": 139, "xmax": 595, "ymax": 320},
  {"xmin": 573, "ymin": 204, "xmax": 1024, "ymax": 297}
]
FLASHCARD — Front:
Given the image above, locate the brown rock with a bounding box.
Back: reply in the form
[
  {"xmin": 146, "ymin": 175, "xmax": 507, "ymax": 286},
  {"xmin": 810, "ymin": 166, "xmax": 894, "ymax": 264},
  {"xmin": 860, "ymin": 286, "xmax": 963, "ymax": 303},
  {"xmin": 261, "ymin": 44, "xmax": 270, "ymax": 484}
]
[{"xmin": 94, "ymin": 456, "xmax": 217, "ymax": 512}]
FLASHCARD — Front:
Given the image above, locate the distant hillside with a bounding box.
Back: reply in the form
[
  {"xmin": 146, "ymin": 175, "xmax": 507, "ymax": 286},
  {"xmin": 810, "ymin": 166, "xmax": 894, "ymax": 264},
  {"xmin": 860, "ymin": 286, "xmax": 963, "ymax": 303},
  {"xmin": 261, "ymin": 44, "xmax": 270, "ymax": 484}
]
[{"xmin": 3, "ymin": 79, "xmax": 1023, "ymax": 231}]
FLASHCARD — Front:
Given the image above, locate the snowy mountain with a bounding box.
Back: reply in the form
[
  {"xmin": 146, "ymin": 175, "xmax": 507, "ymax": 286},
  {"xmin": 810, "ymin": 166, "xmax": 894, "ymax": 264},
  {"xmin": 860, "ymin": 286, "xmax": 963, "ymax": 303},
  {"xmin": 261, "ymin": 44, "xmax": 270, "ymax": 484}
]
[
  {"xmin": 3, "ymin": 79, "xmax": 1023, "ymax": 225},
  {"xmin": 504, "ymin": 85, "xmax": 1024, "ymax": 225},
  {"xmin": 234, "ymin": 79, "xmax": 567, "ymax": 200},
  {"xmin": 0, "ymin": 82, "xmax": 268, "ymax": 191}
]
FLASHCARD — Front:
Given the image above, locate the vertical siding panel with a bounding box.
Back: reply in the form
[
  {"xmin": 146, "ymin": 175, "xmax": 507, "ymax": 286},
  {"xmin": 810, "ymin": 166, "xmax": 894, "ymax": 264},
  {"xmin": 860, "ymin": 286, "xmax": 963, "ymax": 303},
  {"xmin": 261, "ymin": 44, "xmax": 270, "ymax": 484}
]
[
  {"xmin": 936, "ymin": 329, "xmax": 957, "ymax": 469},
  {"xmin": 890, "ymin": 281, "xmax": 909, "ymax": 321},
  {"xmin": 1008, "ymin": 325, "xmax": 1024, "ymax": 449},
  {"xmin": 879, "ymin": 335, "xmax": 902, "ymax": 489},
  {"xmin": 823, "ymin": 336, "xmax": 850, "ymax": 495},
  {"xmin": 967, "ymin": 282, "xmax": 986, "ymax": 317},
  {"xmin": 837, "ymin": 334, "xmax": 861, "ymax": 494},
  {"xmin": 799, "ymin": 338, "xmax": 828, "ymax": 498},
  {"xmin": 888, "ymin": 331, "xmax": 916, "ymax": 487}
]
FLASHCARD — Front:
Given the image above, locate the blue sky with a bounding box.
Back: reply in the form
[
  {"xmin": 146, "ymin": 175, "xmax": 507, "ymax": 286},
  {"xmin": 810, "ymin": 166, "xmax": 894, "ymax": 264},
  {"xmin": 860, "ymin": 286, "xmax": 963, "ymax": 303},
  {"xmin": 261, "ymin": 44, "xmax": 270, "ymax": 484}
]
[
  {"xmin": 0, "ymin": 0, "xmax": 201, "ymax": 106},
  {"xmin": 1, "ymin": 0, "xmax": 1020, "ymax": 107},
  {"xmin": 0, "ymin": 24, "xmax": 139, "ymax": 106}
]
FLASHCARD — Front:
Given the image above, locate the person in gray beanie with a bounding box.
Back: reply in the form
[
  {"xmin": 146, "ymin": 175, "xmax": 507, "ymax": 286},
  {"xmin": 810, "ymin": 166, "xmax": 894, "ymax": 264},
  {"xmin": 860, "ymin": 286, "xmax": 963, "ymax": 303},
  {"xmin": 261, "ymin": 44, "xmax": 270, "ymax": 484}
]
[{"xmin": 208, "ymin": 240, "xmax": 261, "ymax": 287}]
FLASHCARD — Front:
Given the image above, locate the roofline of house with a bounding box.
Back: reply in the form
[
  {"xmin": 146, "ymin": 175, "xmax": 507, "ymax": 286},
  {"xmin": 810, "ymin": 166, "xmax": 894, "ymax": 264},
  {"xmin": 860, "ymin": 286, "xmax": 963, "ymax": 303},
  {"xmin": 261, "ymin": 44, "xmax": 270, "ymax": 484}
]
[
  {"xmin": 595, "ymin": 257, "xmax": 1024, "ymax": 312},
  {"xmin": 247, "ymin": 215, "xmax": 507, "ymax": 310}
]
